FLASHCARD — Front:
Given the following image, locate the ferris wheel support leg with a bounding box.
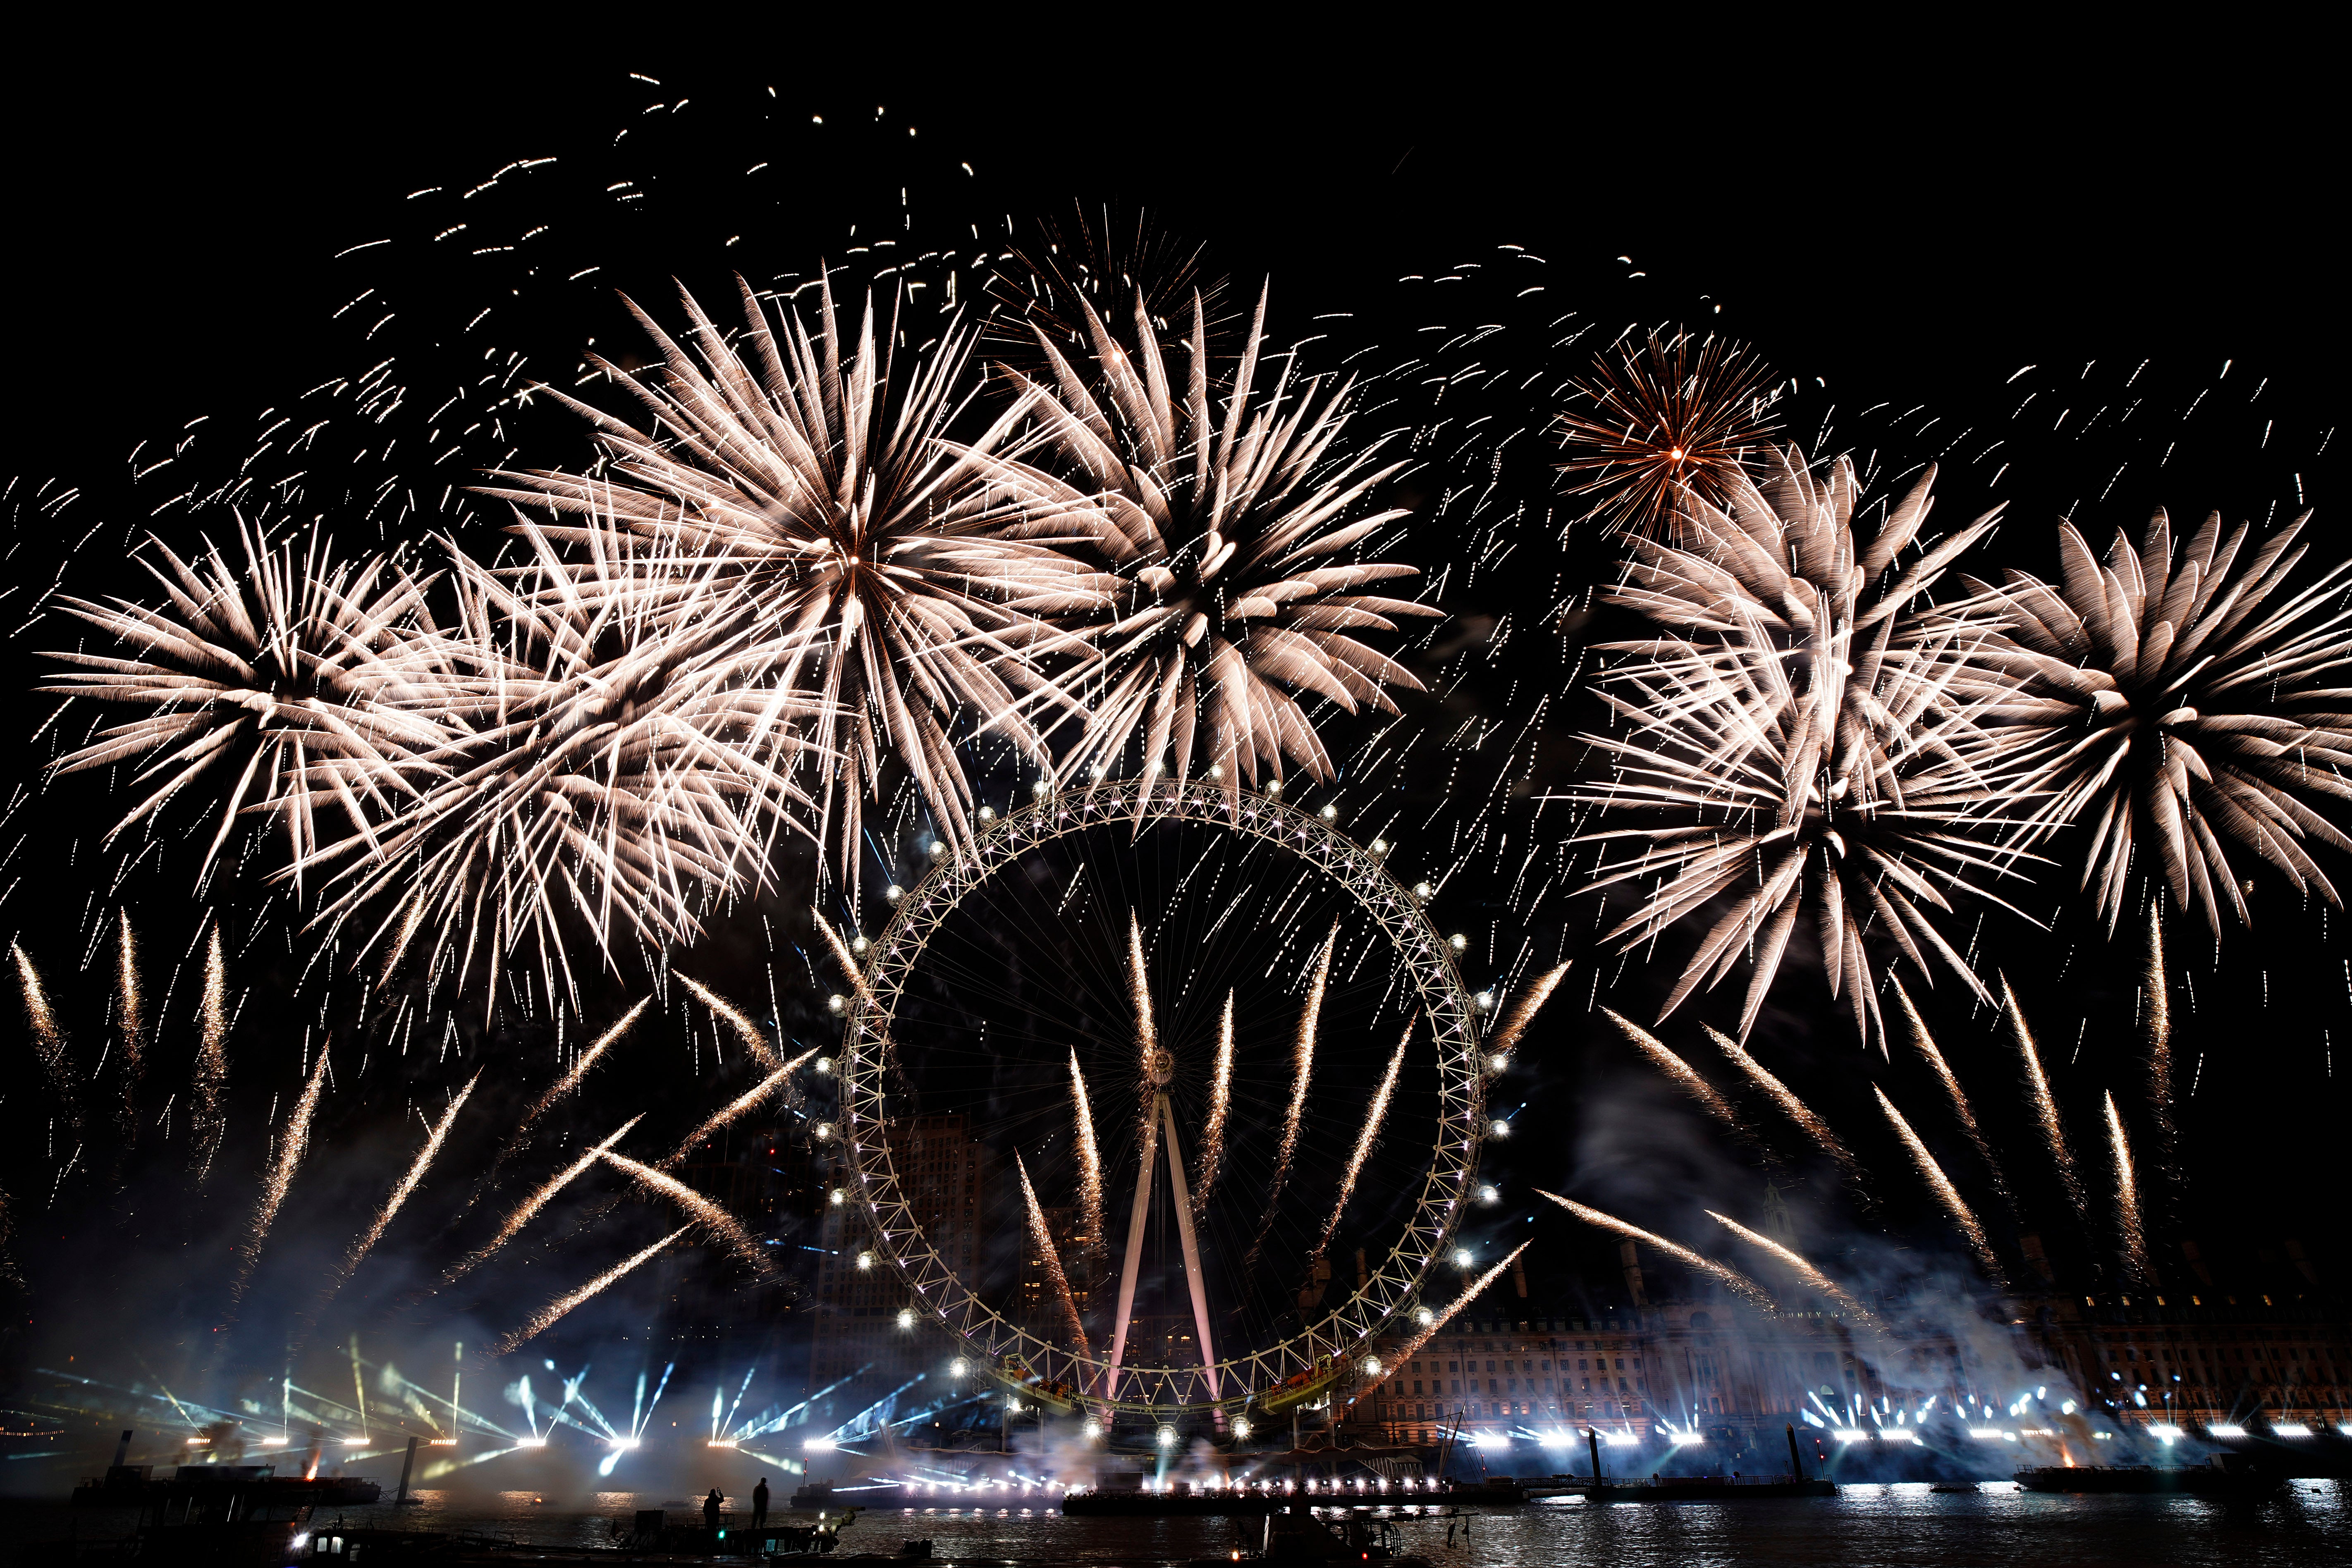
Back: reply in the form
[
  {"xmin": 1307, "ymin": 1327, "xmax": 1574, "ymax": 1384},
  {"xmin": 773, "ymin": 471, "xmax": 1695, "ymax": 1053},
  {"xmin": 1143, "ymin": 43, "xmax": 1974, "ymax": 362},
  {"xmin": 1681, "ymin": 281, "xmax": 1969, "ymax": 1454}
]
[
  {"xmin": 1104, "ymin": 1108, "xmax": 1160, "ymax": 1405},
  {"xmin": 1154, "ymin": 1093, "xmax": 1225, "ymax": 1428}
]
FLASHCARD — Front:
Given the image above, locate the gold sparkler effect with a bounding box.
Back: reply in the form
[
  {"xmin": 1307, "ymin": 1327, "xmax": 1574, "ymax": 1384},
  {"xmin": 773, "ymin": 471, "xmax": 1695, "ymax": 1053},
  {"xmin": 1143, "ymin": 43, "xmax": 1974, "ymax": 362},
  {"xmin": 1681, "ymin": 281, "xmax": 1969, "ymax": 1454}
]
[
  {"xmin": 491, "ymin": 1225, "xmax": 690, "ymax": 1355},
  {"xmin": 342, "ymin": 1072, "xmax": 481, "ymax": 1279},
  {"xmin": 2004, "ymin": 979, "xmax": 2083, "ymax": 1212},
  {"xmin": 1015, "ymin": 1152, "xmax": 1091, "ymax": 1358},
  {"xmin": 227, "ymin": 1042, "xmax": 331, "ymax": 1312},
  {"xmin": 1067, "ymin": 1049, "xmax": 1106, "ymax": 1260},
  {"xmin": 2104, "ymin": 1091, "xmax": 2148, "ymax": 1286},
  {"xmin": 1487, "ymin": 963, "xmax": 1570, "ymax": 1059},
  {"xmin": 11, "ymin": 943, "xmax": 74, "ymax": 1118},
  {"xmin": 1266, "ymin": 924, "xmax": 1337, "ymax": 1213},
  {"xmin": 1605, "ymin": 1010, "xmax": 1739, "ymax": 1133},
  {"xmin": 1311, "ymin": 1020, "xmax": 1412, "ymax": 1267},
  {"xmin": 193, "ymin": 925, "xmax": 229, "ymax": 1176},
  {"xmin": 1705, "ymin": 1211, "xmax": 1890, "ymax": 1336},
  {"xmin": 448, "ymin": 1116, "xmax": 645, "ymax": 1283},
  {"xmin": 659, "ymin": 1049, "xmax": 818, "ymax": 1170},
  {"xmin": 1537, "ymin": 1193, "xmax": 1778, "ymax": 1311},
  {"xmin": 1193, "ymin": 991, "xmax": 1236, "ymax": 1219},
  {"xmin": 1127, "ymin": 911, "xmax": 1157, "ymax": 1076},
  {"xmin": 1388, "ymin": 1241, "xmax": 1535, "ymax": 1368},
  {"xmin": 115, "ymin": 912, "xmax": 143, "ymax": 1086},
  {"xmin": 1872, "ymin": 1087, "xmax": 2005, "ymax": 1288},
  {"xmin": 678, "ymin": 974, "xmax": 783, "ymax": 1071},
  {"xmin": 2143, "ymin": 903, "xmax": 2176, "ymax": 1181},
  {"xmin": 520, "ymin": 999, "xmax": 650, "ymax": 1133},
  {"xmin": 599, "ymin": 1150, "xmax": 774, "ymax": 1280},
  {"xmin": 1704, "ymin": 1025, "xmax": 1858, "ymax": 1178},
  {"xmin": 816, "ymin": 916, "xmax": 871, "ymax": 1002},
  {"xmin": 1888, "ymin": 975, "xmax": 2007, "ymax": 1205}
]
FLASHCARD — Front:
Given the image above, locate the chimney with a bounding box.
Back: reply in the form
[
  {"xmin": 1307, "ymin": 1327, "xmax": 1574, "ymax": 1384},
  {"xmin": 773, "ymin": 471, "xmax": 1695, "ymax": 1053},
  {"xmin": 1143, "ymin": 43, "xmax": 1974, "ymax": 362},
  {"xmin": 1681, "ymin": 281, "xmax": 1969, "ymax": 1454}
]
[
  {"xmin": 111, "ymin": 1430, "xmax": 134, "ymax": 1469},
  {"xmin": 1619, "ymin": 1240, "xmax": 1648, "ymax": 1306},
  {"xmin": 2018, "ymin": 1233, "xmax": 2055, "ymax": 1284},
  {"xmin": 2179, "ymin": 1239, "xmax": 2216, "ymax": 1289},
  {"xmin": 1512, "ymin": 1253, "xmax": 1529, "ymax": 1299}
]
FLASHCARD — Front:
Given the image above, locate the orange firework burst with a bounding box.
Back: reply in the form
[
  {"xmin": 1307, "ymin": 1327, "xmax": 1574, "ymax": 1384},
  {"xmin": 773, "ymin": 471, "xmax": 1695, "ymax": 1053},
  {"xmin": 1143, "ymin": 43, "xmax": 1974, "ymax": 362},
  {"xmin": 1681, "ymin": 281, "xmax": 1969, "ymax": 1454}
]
[{"xmin": 1556, "ymin": 330, "xmax": 1782, "ymax": 534}]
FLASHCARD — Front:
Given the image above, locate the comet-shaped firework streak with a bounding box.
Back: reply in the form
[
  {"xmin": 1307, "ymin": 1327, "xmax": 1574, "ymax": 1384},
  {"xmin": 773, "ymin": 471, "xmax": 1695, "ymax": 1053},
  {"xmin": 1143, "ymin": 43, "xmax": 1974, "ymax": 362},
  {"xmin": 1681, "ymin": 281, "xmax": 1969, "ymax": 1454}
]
[
  {"xmin": 1068, "ymin": 1048, "xmax": 1105, "ymax": 1262},
  {"xmin": 678, "ymin": 973, "xmax": 783, "ymax": 1071},
  {"xmin": 225, "ymin": 1042, "xmax": 330, "ymax": 1313},
  {"xmin": 2105, "ymin": 1091, "xmax": 2148, "ymax": 1286},
  {"xmin": 1128, "ymin": 910, "xmax": 1157, "ymax": 1071},
  {"xmin": 1705, "ymin": 1025, "xmax": 1860, "ymax": 1179},
  {"xmin": 1311, "ymin": 1019, "xmax": 1412, "ymax": 1267},
  {"xmin": 342, "ymin": 1072, "xmax": 481, "ymax": 1279},
  {"xmin": 2143, "ymin": 904, "xmax": 2177, "ymax": 1194},
  {"xmin": 193, "ymin": 925, "xmax": 229, "ymax": 1177},
  {"xmin": 1537, "ymin": 1192, "xmax": 1778, "ymax": 1310},
  {"xmin": 1016, "ymin": 1152, "xmax": 1091, "ymax": 1358},
  {"xmin": 1266, "ymin": 923, "xmax": 1337, "ymax": 1215},
  {"xmin": 1705, "ymin": 1210, "xmax": 1891, "ymax": 1336},
  {"xmin": 598, "ymin": 1150, "xmax": 774, "ymax": 1279},
  {"xmin": 658, "ymin": 1048, "xmax": 818, "ymax": 1170},
  {"xmin": 1872, "ymin": 1086, "xmax": 2005, "ymax": 1287},
  {"xmin": 1193, "ymin": 990, "xmax": 1235, "ymax": 1219},
  {"xmin": 115, "ymin": 913, "xmax": 143, "ymax": 1105},
  {"xmin": 1888, "ymin": 975, "xmax": 2008, "ymax": 1205},
  {"xmin": 2004, "ymin": 979, "xmax": 2083, "ymax": 1212},
  {"xmin": 492, "ymin": 1226, "xmax": 690, "ymax": 1355},
  {"xmin": 11, "ymin": 943, "xmax": 74, "ymax": 1121},
  {"xmin": 1386, "ymin": 1240, "xmax": 1537, "ymax": 1368},
  {"xmin": 447, "ymin": 1116, "xmax": 645, "ymax": 1282},
  {"xmin": 1487, "ymin": 963, "xmax": 1570, "ymax": 1058},
  {"xmin": 1605, "ymin": 1009, "xmax": 1740, "ymax": 1134}
]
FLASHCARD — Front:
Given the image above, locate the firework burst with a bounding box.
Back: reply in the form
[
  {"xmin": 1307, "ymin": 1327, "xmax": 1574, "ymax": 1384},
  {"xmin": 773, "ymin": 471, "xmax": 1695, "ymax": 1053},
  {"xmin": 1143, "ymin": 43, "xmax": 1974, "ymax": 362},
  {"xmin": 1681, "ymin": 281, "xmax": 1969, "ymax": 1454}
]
[
  {"xmin": 986, "ymin": 284, "xmax": 1438, "ymax": 796},
  {"xmin": 1953, "ymin": 506, "xmax": 2352, "ymax": 935},
  {"xmin": 492, "ymin": 1226, "xmax": 689, "ymax": 1355},
  {"xmin": 1872, "ymin": 1086, "xmax": 2004, "ymax": 1287},
  {"xmin": 1538, "ymin": 1193, "xmax": 1778, "ymax": 1311},
  {"xmin": 1555, "ymin": 330, "xmax": 1783, "ymax": 535},
  {"xmin": 1569, "ymin": 449, "xmax": 2020, "ymax": 1047},
  {"xmin": 1193, "ymin": 990, "xmax": 1236, "ymax": 1219},
  {"xmin": 1015, "ymin": 1153, "xmax": 1091, "ymax": 1358},
  {"xmin": 480, "ymin": 275, "xmax": 1108, "ymax": 888}
]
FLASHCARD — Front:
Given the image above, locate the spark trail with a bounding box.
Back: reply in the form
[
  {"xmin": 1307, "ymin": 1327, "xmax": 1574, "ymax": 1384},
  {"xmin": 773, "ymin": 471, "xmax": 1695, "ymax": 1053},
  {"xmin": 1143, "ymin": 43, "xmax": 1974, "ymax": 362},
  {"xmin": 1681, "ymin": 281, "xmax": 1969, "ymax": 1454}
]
[
  {"xmin": 1128, "ymin": 911, "xmax": 1157, "ymax": 1073},
  {"xmin": 115, "ymin": 913, "xmax": 144, "ymax": 1106},
  {"xmin": 342, "ymin": 1072, "xmax": 482, "ymax": 1279},
  {"xmin": 226, "ymin": 1042, "xmax": 331, "ymax": 1312},
  {"xmin": 1389, "ymin": 1241, "xmax": 1535, "ymax": 1367},
  {"xmin": 11, "ymin": 943, "xmax": 74, "ymax": 1121},
  {"xmin": 1537, "ymin": 1193, "xmax": 1778, "ymax": 1310},
  {"xmin": 679, "ymin": 974, "xmax": 782, "ymax": 1071},
  {"xmin": 1068, "ymin": 1049, "xmax": 1105, "ymax": 1261},
  {"xmin": 1605, "ymin": 1010, "xmax": 1740, "ymax": 1133},
  {"xmin": 2104, "ymin": 1091, "xmax": 2148, "ymax": 1285},
  {"xmin": 1266, "ymin": 923, "xmax": 1337, "ymax": 1217},
  {"xmin": 447, "ymin": 1116, "xmax": 645, "ymax": 1281},
  {"xmin": 1194, "ymin": 991, "xmax": 1236, "ymax": 1219},
  {"xmin": 599, "ymin": 1150, "xmax": 774, "ymax": 1279},
  {"xmin": 816, "ymin": 916, "xmax": 871, "ymax": 1002},
  {"xmin": 1888, "ymin": 975, "xmax": 2007, "ymax": 1203},
  {"xmin": 1311, "ymin": 1020, "xmax": 1412, "ymax": 1267},
  {"xmin": 1487, "ymin": 963, "xmax": 1570, "ymax": 1059},
  {"xmin": 492, "ymin": 1226, "xmax": 689, "ymax": 1354},
  {"xmin": 193, "ymin": 926, "xmax": 229, "ymax": 1176},
  {"xmin": 1871, "ymin": 1087, "xmax": 2005, "ymax": 1286},
  {"xmin": 660, "ymin": 1049, "xmax": 818, "ymax": 1169},
  {"xmin": 2143, "ymin": 904, "xmax": 2177, "ymax": 1195},
  {"xmin": 2003, "ymin": 980, "xmax": 2082, "ymax": 1211},
  {"xmin": 1705, "ymin": 1211, "xmax": 1890, "ymax": 1336},
  {"xmin": 521, "ymin": 999, "xmax": 649, "ymax": 1132},
  {"xmin": 1706, "ymin": 1025, "xmax": 1858, "ymax": 1178},
  {"xmin": 1015, "ymin": 1153, "xmax": 1090, "ymax": 1358}
]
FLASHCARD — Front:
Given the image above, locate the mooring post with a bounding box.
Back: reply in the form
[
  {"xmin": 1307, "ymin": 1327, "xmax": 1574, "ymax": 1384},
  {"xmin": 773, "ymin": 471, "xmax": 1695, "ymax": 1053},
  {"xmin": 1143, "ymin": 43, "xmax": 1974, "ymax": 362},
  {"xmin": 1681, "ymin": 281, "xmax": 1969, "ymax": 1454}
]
[
  {"xmin": 394, "ymin": 1435, "xmax": 419, "ymax": 1504},
  {"xmin": 1786, "ymin": 1423, "xmax": 1804, "ymax": 1481},
  {"xmin": 1587, "ymin": 1427, "xmax": 1604, "ymax": 1487}
]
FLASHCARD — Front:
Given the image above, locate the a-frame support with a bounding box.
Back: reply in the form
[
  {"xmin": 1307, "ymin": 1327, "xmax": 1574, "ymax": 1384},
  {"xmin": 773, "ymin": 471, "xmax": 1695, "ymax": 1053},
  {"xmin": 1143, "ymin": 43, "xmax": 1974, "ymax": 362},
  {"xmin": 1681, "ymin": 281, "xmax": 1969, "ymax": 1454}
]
[{"xmin": 1103, "ymin": 1090, "xmax": 1221, "ymax": 1408}]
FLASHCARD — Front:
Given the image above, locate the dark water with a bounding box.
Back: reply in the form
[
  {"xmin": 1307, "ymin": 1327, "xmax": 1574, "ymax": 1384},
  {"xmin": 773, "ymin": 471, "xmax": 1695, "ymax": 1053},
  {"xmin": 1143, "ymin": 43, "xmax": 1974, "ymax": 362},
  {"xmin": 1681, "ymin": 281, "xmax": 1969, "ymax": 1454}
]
[{"xmin": 11, "ymin": 1481, "xmax": 2351, "ymax": 1565}]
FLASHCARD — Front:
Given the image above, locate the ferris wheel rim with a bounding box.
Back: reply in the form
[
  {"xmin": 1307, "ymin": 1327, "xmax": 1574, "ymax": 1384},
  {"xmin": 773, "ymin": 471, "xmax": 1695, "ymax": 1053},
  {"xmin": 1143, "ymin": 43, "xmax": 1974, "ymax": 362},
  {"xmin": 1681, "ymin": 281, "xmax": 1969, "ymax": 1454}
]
[{"xmin": 836, "ymin": 777, "xmax": 1486, "ymax": 1416}]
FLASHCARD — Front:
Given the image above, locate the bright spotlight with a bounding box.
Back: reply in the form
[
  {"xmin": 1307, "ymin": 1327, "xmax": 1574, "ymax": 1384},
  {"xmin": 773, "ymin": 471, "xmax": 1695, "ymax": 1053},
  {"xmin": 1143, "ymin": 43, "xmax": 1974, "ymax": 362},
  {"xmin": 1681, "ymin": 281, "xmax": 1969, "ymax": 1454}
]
[{"xmin": 803, "ymin": 1438, "xmax": 837, "ymax": 1453}]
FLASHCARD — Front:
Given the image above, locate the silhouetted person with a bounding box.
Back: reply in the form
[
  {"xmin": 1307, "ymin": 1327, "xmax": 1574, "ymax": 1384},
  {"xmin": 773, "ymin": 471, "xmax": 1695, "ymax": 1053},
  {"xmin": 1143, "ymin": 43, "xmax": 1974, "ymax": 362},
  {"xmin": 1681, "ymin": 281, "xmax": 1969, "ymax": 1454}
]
[
  {"xmin": 752, "ymin": 1477, "xmax": 770, "ymax": 1530},
  {"xmin": 705, "ymin": 1487, "xmax": 723, "ymax": 1531}
]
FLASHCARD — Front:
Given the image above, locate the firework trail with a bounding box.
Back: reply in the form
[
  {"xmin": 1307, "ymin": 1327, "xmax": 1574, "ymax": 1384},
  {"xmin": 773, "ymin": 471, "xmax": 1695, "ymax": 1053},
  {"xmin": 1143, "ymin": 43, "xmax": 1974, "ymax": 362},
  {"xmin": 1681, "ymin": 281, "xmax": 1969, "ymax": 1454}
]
[
  {"xmin": 1127, "ymin": 911, "xmax": 1157, "ymax": 1073},
  {"xmin": 1887, "ymin": 975, "xmax": 2008, "ymax": 1204},
  {"xmin": 1556, "ymin": 330, "xmax": 1783, "ymax": 535},
  {"xmin": 660, "ymin": 1048, "xmax": 818, "ymax": 1169},
  {"xmin": 1705, "ymin": 1211, "xmax": 1891, "ymax": 1336},
  {"xmin": 599, "ymin": 1150, "xmax": 773, "ymax": 1279},
  {"xmin": 1537, "ymin": 1193, "xmax": 1778, "ymax": 1310},
  {"xmin": 2003, "ymin": 979, "xmax": 2083, "ymax": 1212},
  {"xmin": 492, "ymin": 1226, "xmax": 690, "ymax": 1355},
  {"xmin": 678, "ymin": 974, "xmax": 782, "ymax": 1071},
  {"xmin": 226, "ymin": 1042, "xmax": 331, "ymax": 1312},
  {"xmin": 1487, "ymin": 963, "xmax": 1570, "ymax": 1059},
  {"xmin": 193, "ymin": 926, "xmax": 229, "ymax": 1177},
  {"xmin": 1264, "ymin": 925, "xmax": 1337, "ymax": 1220},
  {"xmin": 11, "ymin": 943, "xmax": 76, "ymax": 1123},
  {"xmin": 1015, "ymin": 1153, "xmax": 1091, "ymax": 1358},
  {"xmin": 447, "ymin": 1116, "xmax": 645, "ymax": 1283},
  {"xmin": 340, "ymin": 1072, "xmax": 481, "ymax": 1285},
  {"xmin": 115, "ymin": 912, "xmax": 144, "ymax": 1104},
  {"xmin": 1871, "ymin": 1086, "xmax": 2005, "ymax": 1287},
  {"xmin": 1193, "ymin": 991, "xmax": 1236, "ymax": 1218},
  {"xmin": 2142, "ymin": 903, "xmax": 2177, "ymax": 1195},
  {"xmin": 519, "ymin": 999, "xmax": 650, "ymax": 1135},
  {"xmin": 1388, "ymin": 1241, "xmax": 1536, "ymax": 1367},
  {"xmin": 1310, "ymin": 1020, "xmax": 1413, "ymax": 1267},
  {"xmin": 1950, "ymin": 506, "xmax": 2352, "ymax": 936},
  {"xmin": 1704, "ymin": 1026, "xmax": 1860, "ymax": 1179},
  {"xmin": 2104, "ymin": 1092, "xmax": 2148, "ymax": 1286},
  {"xmin": 1067, "ymin": 1049, "xmax": 1106, "ymax": 1260},
  {"xmin": 1604, "ymin": 1010, "xmax": 1740, "ymax": 1135},
  {"xmin": 816, "ymin": 916, "xmax": 871, "ymax": 1002},
  {"xmin": 990, "ymin": 283, "xmax": 1437, "ymax": 798}
]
